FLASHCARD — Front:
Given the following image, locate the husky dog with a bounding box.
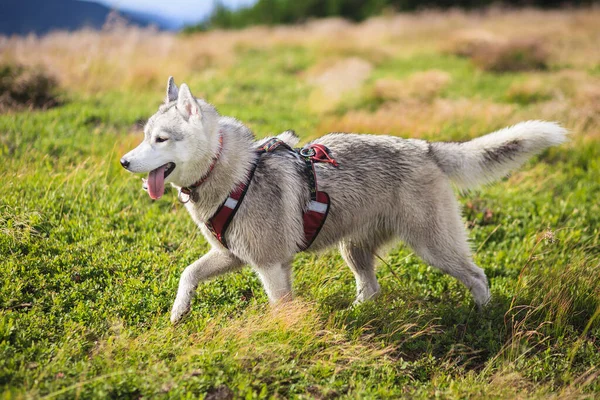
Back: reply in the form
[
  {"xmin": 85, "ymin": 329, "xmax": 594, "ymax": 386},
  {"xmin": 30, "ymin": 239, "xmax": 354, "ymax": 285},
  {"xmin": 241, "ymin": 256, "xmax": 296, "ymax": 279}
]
[{"xmin": 121, "ymin": 77, "xmax": 567, "ymax": 324}]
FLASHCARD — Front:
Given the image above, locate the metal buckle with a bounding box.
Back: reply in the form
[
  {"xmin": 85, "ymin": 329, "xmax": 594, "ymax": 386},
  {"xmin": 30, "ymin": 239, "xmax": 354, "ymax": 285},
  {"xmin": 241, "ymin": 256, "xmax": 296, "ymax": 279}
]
[{"xmin": 299, "ymin": 147, "xmax": 315, "ymax": 157}]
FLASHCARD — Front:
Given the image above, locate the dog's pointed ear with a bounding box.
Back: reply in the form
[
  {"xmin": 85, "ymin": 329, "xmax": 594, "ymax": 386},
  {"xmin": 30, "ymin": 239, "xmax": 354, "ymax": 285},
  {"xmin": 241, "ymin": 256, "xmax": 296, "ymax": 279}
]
[
  {"xmin": 166, "ymin": 76, "xmax": 178, "ymax": 103},
  {"xmin": 177, "ymin": 83, "xmax": 201, "ymax": 120}
]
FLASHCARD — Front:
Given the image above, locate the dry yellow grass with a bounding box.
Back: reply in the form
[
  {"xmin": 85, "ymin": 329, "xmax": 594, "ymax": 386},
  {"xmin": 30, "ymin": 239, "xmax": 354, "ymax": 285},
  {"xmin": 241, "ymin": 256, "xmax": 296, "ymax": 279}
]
[
  {"xmin": 317, "ymin": 98, "xmax": 515, "ymax": 138},
  {"xmin": 306, "ymin": 57, "xmax": 373, "ymax": 112},
  {"xmin": 505, "ymin": 78, "xmax": 553, "ymax": 105},
  {"xmin": 453, "ymin": 37, "xmax": 551, "ymax": 72},
  {"xmin": 1, "ymin": 8, "xmax": 599, "ymax": 141},
  {"xmin": 374, "ymin": 70, "xmax": 452, "ymax": 103},
  {"xmin": 539, "ymin": 71, "xmax": 600, "ymax": 139},
  {"xmin": 2, "ymin": 8, "xmax": 599, "ymax": 92},
  {"xmin": 445, "ymin": 28, "xmax": 503, "ymax": 58}
]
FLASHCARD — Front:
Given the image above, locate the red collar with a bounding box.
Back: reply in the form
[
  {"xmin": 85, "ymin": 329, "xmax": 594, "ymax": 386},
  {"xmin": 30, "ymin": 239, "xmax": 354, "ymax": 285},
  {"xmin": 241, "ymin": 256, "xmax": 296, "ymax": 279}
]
[{"xmin": 178, "ymin": 134, "xmax": 224, "ymax": 203}]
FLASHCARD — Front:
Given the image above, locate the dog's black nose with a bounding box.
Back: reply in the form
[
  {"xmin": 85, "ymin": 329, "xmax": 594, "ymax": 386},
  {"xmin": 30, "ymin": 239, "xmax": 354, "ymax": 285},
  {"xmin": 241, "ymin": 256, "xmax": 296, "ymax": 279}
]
[{"xmin": 120, "ymin": 158, "xmax": 130, "ymax": 169}]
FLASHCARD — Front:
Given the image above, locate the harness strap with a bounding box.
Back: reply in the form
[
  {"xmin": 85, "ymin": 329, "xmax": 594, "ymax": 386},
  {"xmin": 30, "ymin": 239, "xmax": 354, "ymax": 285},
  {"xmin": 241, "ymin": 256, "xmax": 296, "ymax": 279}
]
[
  {"xmin": 302, "ymin": 190, "xmax": 330, "ymax": 249},
  {"xmin": 302, "ymin": 156, "xmax": 318, "ymax": 201},
  {"xmin": 206, "ymin": 162, "xmax": 258, "ymax": 248},
  {"xmin": 206, "ymin": 138, "xmax": 337, "ymax": 250},
  {"xmin": 258, "ymin": 137, "xmax": 293, "ymax": 154},
  {"xmin": 298, "ymin": 143, "xmax": 335, "ymax": 249}
]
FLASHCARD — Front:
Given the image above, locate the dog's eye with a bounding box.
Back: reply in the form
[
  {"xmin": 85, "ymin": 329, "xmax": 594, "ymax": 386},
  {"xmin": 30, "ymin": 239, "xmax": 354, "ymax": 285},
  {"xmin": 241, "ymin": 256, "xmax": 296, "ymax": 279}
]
[{"xmin": 156, "ymin": 137, "xmax": 168, "ymax": 143}]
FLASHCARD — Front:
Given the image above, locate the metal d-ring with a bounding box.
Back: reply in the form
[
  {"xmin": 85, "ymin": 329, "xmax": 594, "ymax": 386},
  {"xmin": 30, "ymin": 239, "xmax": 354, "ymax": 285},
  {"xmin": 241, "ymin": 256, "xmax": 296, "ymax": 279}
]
[
  {"xmin": 178, "ymin": 188, "xmax": 191, "ymax": 204},
  {"xmin": 299, "ymin": 147, "xmax": 315, "ymax": 158}
]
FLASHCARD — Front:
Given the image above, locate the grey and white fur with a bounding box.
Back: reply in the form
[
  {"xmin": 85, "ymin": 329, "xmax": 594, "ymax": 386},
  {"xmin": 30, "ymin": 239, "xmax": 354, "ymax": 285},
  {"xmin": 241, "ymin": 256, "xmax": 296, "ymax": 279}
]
[{"xmin": 120, "ymin": 77, "xmax": 568, "ymax": 324}]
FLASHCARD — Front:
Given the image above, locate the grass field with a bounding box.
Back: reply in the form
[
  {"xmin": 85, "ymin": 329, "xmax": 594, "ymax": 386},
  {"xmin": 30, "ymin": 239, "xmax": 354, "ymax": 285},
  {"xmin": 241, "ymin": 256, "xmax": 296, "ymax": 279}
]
[{"xmin": 1, "ymin": 8, "xmax": 600, "ymax": 399}]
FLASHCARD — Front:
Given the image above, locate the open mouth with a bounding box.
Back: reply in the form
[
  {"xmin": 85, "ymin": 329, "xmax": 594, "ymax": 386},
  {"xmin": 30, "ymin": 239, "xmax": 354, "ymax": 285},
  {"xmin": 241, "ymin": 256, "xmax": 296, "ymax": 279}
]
[
  {"xmin": 163, "ymin": 162, "xmax": 176, "ymax": 179},
  {"xmin": 145, "ymin": 162, "xmax": 176, "ymax": 200}
]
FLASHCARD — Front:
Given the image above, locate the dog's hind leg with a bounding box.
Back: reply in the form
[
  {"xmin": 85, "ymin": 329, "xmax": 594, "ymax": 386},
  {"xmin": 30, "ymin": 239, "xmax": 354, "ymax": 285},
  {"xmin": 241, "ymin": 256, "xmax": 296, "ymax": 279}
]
[
  {"xmin": 411, "ymin": 243, "xmax": 490, "ymax": 308},
  {"xmin": 171, "ymin": 249, "xmax": 243, "ymax": 324},
  {"xmin": 254, "ymin": 262, "xmax": 293, "ymax": 303},
  {"xmin": 339, "ymin": 240, "xmax": 380, "ymax": 304},
  {"xmin": 398, "ymin": 191, "xmax": 491, "ymax": 308}
]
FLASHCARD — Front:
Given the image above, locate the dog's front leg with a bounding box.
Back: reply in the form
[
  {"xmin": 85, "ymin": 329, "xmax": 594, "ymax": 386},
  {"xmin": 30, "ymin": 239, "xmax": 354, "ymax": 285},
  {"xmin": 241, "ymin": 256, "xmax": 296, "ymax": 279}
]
[
  {"xmin": 253, "ymin": 262, "xmax": 293, "ymax": 303},
  {"xmin": 171, "ymin": 249, "xmax": 243, "ymax": 324}
]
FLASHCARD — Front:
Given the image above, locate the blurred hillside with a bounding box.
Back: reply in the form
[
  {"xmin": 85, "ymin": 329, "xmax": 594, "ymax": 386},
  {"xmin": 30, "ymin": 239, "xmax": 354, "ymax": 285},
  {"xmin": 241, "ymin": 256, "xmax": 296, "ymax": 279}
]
[
  {"xmin": 0, "ymin": 0, "xmax": 168, "ymax": 36},
  {"xmin": 187, "ymin": 0, "xmax": 598, "ymax": 31}
]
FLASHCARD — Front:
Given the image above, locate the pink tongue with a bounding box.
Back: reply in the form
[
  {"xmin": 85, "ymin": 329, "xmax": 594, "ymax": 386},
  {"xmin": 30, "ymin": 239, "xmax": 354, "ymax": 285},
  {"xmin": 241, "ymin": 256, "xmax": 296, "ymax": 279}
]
[{"xmin": 147, "ymin": 165, "xmax": 166, "ymax": 200}]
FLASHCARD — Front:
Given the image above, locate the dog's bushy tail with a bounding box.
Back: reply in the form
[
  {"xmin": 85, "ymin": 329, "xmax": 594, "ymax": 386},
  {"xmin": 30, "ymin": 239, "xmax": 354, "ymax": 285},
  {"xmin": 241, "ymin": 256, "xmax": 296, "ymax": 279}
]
[{"xmin": 429, "ymin": 121, "xmax": 568, "ymax": 190}]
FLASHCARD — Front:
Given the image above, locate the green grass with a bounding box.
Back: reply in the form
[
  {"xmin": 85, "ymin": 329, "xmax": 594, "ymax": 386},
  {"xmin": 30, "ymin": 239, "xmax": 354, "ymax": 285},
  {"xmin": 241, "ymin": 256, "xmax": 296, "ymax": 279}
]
[{"xmin": 1, "ymin": 44, "xmax": 599, "ymax": 399}]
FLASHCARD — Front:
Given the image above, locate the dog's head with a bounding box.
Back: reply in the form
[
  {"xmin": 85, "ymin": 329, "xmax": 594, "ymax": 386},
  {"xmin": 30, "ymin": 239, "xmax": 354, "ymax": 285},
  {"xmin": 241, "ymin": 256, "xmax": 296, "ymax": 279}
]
[{"xmin": 120, "ymin": 77, "xmax": 220, "ymax": 200}]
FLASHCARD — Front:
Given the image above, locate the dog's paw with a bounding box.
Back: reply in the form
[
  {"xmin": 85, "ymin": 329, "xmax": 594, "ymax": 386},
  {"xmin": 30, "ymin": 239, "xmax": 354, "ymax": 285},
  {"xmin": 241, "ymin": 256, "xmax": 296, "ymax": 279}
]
[
  {"xmin": 476, "ymin": 293, "xmax": 493, "ymax": 313},
  {"xmin": 170, "ymin": 301, "xmax": 191, "ymax": 325},
  {"xmin": 352, "ymin": 284, "xmax": 381, "ymax": 306},
  {"xmin": 472, "ymin": 283, "xmax": 492, "ymax": 312}
]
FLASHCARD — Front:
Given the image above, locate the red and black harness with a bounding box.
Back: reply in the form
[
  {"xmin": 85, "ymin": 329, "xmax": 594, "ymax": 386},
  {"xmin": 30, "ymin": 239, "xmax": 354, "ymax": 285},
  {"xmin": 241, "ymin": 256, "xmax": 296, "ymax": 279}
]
[{"xmin": 195, "ymin": 137, "xmax": 338, "ymax": 251}]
